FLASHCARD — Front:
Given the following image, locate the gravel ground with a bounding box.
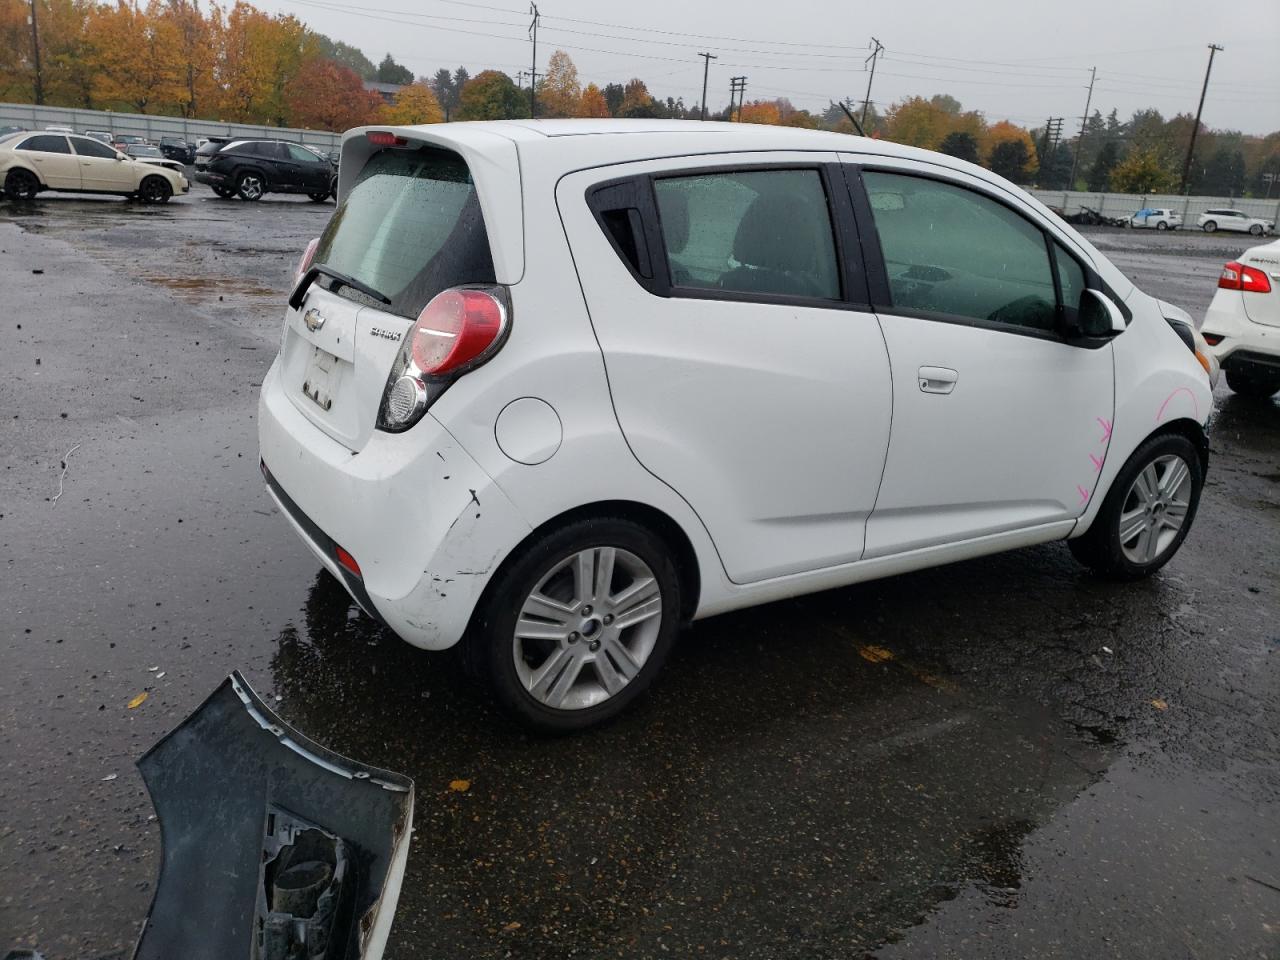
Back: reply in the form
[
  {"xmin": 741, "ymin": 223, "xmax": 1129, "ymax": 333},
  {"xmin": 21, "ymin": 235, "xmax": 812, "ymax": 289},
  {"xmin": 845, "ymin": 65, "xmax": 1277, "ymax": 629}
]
[{"xmin": 1, "ymin": 193, "xmax": 1277, "ymax": 960}]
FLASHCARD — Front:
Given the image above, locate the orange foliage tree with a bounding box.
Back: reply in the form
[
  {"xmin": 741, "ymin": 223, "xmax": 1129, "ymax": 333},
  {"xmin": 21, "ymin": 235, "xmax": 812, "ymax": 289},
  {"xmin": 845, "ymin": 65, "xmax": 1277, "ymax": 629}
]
[
  {"xmin": 86, "ymin": 0, "xmax": 185, "ymax": 114},
  {"xmin": 577, "ymin": 82, "xmax": 609, "ymax": 118},
  {"xmin": 380, "ymin": 81, "xmax": 443, "ymax": 125},
  {"xmin": 286, "ymin": 57, "xmax": 382, "ymax": 131}
]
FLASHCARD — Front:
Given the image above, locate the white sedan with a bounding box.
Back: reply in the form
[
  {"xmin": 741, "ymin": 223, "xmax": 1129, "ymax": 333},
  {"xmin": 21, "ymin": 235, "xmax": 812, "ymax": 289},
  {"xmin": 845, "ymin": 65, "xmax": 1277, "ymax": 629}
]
[
  {"xmin": 1197, "ymin": 208, "xmax": 1274, "ymax": 236},
  {"xmin": 0, "ymin": 130, "xmax": 188, "ymax": 202},
  {"xmin": 1202, "ymin": 238, "xmax": 1280, "ymax": 397}
]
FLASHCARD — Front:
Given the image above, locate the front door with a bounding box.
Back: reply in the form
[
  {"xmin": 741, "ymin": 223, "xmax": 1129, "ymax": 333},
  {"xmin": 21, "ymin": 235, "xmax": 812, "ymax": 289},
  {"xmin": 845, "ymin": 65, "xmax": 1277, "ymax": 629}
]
[
  {"xmin": 16, "ymin": 134, "xmax": 80, "ymax": 189},
  {"xmin": 70, "ymin": 135, "xmax": 135, "ymax": 191},
  {"xmin": 558, "ymin": 154, "xmax": 893, "ymax": 584},
  {"xmin": 285, "ymin": 143, "xmax": 331, "ymax": 193},
  {"xmin": 845, "ymin": 159, "xmax": 1116, "ymax": 557}
]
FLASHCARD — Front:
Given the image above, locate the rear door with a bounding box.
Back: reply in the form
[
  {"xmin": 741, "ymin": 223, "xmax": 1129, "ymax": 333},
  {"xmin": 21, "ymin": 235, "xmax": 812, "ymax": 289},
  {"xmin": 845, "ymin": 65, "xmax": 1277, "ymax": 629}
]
[
  {"xmin": 557, "ymin": 154, "xmax": 893, "ymax": 584},
  {"xmin": 281, "ymin": 144, "xmax": 497, "ymax": 450},
  {"xmin": 15, "ymin": 134, "xmax": 79, "ymax": 189},
  {"xmin": 844, "ymin": 158, "xmax": 1115, "ymax": 556}
]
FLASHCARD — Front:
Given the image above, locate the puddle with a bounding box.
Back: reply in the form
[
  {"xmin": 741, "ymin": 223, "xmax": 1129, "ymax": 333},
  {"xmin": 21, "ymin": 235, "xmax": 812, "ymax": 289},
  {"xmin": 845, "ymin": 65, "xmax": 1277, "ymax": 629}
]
[{"xmin": 144, "ymin": 275, "xmax": 279, "ymax": 298}]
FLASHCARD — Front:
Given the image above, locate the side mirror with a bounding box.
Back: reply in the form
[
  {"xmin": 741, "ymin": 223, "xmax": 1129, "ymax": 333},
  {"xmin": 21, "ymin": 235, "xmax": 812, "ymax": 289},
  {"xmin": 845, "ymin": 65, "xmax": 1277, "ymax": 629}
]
[{"xmin": 1081, "ymin": 289, "xmax": 1127, "ymax": 336}]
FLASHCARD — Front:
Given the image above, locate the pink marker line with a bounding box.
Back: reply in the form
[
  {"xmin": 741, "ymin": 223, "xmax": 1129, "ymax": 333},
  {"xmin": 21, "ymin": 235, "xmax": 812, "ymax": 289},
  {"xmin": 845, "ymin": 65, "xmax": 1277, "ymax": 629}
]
[
  {"xmin": 1156, "ymin": 387, "xmax": 1199, "ymax": 424},
  {"xmin": 1096, "ymin": 417, "xmax": 1113, "ymax": 443},
  {"xmin": 1077, "ymin": 485, "xmax": 1090, "ymax": 506},
  {"xmin": 1089, "ymin": 453, "xmax": 1104, "ymax": 472}
]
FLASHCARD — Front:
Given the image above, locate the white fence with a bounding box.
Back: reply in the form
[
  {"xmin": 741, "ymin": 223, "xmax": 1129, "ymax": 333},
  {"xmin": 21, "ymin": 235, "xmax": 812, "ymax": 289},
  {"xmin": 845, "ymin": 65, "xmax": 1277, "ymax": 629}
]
[
  {"xmin": 1030, "ymin": 189, "xmax": 1280, "ymax": 224},
  {"xmin": 0, "ymin": 102, "xmax": 342, "ymax": 151}
]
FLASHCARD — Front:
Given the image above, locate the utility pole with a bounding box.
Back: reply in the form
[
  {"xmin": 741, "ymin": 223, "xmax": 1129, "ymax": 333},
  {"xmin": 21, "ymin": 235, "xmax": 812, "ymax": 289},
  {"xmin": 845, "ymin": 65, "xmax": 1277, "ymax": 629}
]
[
  {"xmin": 729, "ymin": 76, "xmax": 746, "ymax": 121},
  {"xmin": 1179, "ymin": 43, "xmax": 1224, "ymax": 195},
  {"xmin": 527, "ymin": 2, "xmax": 539, "ymax": 118},
  {"xmin": 1039, "ymin": 117, "xmax": 1063, "ymax": 185},
  {"xmin": 28, "ymin": 0, "xmax": 43, "ymax": 106},
  {"xmin": 860, "ymin": 37, "xmax": 883, "ymax": 131},
  {"xmin": 698, "ymin": 52, "xmax": 717, "ymax": 121},
  {"xmin": 1067, "ymin": 66, "xmax": 1096, "ymax": 190}
]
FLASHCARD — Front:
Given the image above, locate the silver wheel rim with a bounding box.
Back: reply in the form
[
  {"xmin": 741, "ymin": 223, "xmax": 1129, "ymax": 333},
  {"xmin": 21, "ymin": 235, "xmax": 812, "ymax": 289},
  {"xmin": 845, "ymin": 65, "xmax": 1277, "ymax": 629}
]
[
  {"xmin": 1119, "ymin": 454, "xmax": 1193, "ymax": 564},
  {"xmin": 240, "ymin": 176, "xmax": 262, "ymax": 199},
  {"xmin": 513, "ymin": 546, "xmax": 663, "ymax": 711}
]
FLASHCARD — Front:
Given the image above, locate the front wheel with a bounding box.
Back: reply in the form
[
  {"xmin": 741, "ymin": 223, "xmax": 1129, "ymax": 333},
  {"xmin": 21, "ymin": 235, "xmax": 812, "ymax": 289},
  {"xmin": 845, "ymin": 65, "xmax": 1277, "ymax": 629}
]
[
  {"xmin": 138, "ymin": 175, "xmax": 172, "ymax": 204},
  {"xmin": 1202, "ymin": 221, "xmax": 1217, "ymax": 233},
  {"xmin": 1069, "ymin": 434, "xmax": 1202, "ymax": 580},
  {"xmin": 4, "ymin": 168, "xmax": 40, "ymax": 201},
  {"xmin": 1225, "ymin": 369, "xmax": 1280, "ymax": 398},
  {"xmin": 466, "ymin": 517, "xmax": 681, "ymax": 733}
]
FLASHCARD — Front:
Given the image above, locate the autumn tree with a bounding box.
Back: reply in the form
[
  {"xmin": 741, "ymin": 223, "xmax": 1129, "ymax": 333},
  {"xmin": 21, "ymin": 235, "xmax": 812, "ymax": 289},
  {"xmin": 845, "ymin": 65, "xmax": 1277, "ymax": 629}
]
[
  {"xmin": 739, "ymin": 99, "xmax": 782, "ymax": 125},
  {"xmin": 537, "ymin": 49, "xmax": 580, "ymax": 118},
  {"xmin": 86, "ymin": 0, "xmax": 185, "ymax": 114},
  {"xmin": 163, "ymin": 0, "xmax": 218, "ymax": 118},
  {"xmin": 1110, "ymin": 148, "xmax": 1177, "ymax": 193},
  {"xmin": 618, "ymin": 78, "xmax": 655, "ymax": 118},
  {"xmin": 577, "ymin": 82, "xmax": 609, "ymax": 118},
  {"xmin": 886, "ymin": 96, "xmax": 951, "ymax": 150},
  {"xmin": 380, "ymin": 81, "xmax": 443, "ymax": 125},
  {"xmin": 456, "ymin": 69, "xmax": 528, "ymax": 120},
  {"xmin": 286, "ymin": 57, "xmax": 381, "ymax": 130},
  {"xmin": 984, "ymin": 120, "xmax": 1038, "ymax": 178}
]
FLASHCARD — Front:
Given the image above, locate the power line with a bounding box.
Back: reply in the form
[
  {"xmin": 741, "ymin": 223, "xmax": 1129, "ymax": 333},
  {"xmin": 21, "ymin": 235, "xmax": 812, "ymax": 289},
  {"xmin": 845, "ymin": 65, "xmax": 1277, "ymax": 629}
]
[{"xmin": 1180, "ymin": 43, "xmax": 1224, "ymax": 194}]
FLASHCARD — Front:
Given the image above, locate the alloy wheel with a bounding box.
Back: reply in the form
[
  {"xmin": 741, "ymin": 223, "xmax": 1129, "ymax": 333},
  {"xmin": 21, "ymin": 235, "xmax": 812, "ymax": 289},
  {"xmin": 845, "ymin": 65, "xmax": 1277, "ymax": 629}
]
[
  {"xmin": 1118, "ymin": 454, "xmax": 1193, "ymax": 564},
  {"xmin": 238, "ymin": 174, "xmax": 263, "ymax": 200},
  {"xmin": 512, "ymin": 546, "xmax": 663, "ymax": 711}
]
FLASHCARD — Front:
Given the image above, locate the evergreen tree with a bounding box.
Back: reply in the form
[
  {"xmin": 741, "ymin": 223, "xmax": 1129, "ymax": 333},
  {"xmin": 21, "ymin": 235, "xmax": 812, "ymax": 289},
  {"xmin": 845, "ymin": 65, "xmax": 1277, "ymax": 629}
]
[
  {"xmin": 375, "ymin": 54, "xmax": 413, "ymax": 86},
  {"xmin": 989, "ymin": 140, "xmax": 1031, "ymax": 183},
  {"xmin": 1087, "ymin": 141, "xmax": 1121, "ymax": 192},
  {"xmin": 938, "ymin": 130, "xmax": 980, "ymax": 164}
]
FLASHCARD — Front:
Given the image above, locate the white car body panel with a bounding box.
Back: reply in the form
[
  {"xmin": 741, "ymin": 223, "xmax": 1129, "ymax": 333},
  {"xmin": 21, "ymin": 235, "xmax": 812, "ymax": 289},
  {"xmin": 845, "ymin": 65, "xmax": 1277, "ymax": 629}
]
[
  {"xmin": 258, "ymin": 120, "xmax": 1213, "ymax": 654},
  {"xmin": 1202, "ymin": 239, "xmax": 1280, "ymax": 378},
  {"xmin": 1197, "ymin": 209, "xmax": 1274, "ymax": 234}
]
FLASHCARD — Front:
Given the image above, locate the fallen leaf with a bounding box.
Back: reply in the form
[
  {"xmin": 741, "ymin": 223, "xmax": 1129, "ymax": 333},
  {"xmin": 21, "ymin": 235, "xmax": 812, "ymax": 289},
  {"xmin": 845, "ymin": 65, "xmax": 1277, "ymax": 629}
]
[
  {"xmin": 858, "ymin": 645, "xmax": 894, "ymax": 664},
  {"xmin": 502, "ymin": 921, "xmax": 521, "ymax": 932},
  {"xmin": 449, "ymin": 779, "xmax": 471, "ymax": 793},
  {"xmin": 1151, "ymin": 698, "xmax": 1168, "ymax": 711},
  {"xmin": 127, "ymin": 692, "xmax": 148, "ymax": 709}
]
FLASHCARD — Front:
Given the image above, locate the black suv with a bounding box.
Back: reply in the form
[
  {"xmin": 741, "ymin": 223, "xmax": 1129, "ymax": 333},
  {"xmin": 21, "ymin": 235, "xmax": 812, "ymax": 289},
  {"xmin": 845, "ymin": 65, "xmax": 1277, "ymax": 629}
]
[
  {"xmin": 194, "ymin": 139, "xmax": 337, "ymax": 202},
  {"xmin": 158, "ymin": 137, "xmax": 195, "ymax": 164}
]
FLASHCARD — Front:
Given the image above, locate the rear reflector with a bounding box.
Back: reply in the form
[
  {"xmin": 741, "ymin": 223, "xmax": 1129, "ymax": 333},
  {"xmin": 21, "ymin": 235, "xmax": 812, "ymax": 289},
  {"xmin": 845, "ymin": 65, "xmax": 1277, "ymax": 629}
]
[
  {"xmin": 335, "ymin": 545, "xmax": 362, "ymax": 578},
  {"xmin": 1219, "ymin": 261, "xmax": 1272, "ymax": 293}
]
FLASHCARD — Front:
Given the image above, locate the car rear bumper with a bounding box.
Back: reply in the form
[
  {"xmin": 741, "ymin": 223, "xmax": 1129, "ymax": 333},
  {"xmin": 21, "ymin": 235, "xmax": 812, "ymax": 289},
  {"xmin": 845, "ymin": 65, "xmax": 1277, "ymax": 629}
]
[
  {"xmin": 1203, "ymin": 293, "xmax": 1280, "ymax": 367},
  {"xmin": 257, "ymin": 356, "xmax": 530, "ymax": 650}
]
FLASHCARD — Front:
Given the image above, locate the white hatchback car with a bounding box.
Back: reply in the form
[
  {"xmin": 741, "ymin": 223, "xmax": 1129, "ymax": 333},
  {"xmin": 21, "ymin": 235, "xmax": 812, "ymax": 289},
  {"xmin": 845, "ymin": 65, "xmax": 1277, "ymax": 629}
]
[
  {"xmin": 259, "ymin": 120, "xmax": 1215, "ymax": 731},
  {"xmin": 1197, "ymin": 208, "xmax": 1274, "ymax": 236},
  {"xmin": 1130, "ymin": 207, "xmax": 1182, "ymax": 230},
  {"xmin": 1202, "ymin": 239, "xmax": 1280, "ymax": 397}
]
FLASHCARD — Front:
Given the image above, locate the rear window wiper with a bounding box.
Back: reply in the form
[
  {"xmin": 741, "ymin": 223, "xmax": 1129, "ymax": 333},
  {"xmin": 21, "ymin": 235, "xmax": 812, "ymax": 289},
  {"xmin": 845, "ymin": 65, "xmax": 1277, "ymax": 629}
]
[{"xmin": 290, "ymin": 263, "xmax": 392, "ymax": 311}]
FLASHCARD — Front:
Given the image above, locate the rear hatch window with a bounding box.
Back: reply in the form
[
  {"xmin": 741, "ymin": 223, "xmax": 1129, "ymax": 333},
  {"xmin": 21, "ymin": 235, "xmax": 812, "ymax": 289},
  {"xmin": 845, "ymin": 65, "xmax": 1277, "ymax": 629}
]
[{"xmin": 310, "ymin": 146, "xmax": 495, "ymax": 319}]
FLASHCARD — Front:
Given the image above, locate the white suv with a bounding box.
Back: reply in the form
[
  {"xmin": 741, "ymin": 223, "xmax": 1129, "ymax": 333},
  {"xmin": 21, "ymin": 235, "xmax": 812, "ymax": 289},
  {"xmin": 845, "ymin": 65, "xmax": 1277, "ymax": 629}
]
[
  {"xmin": 259, "ymin": 120, "xmax": 1215, "ymax": 731},
  {"xmin": 1202, "ymin": 239, "xmax": 1280, "ymax": 397},
  {"xmin": 1197, "ymin": 208, "xmax": 1274, "ymax": 236}
]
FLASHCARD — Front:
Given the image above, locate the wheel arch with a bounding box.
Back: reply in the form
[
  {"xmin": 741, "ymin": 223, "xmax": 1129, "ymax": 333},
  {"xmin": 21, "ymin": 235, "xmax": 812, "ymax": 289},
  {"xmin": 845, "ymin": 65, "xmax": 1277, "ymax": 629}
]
[
  {"xmin": 4, "ymin": 162, "xmax": 44, "ymax": 187},
  {"xmin": 1147, "ymin": 416, "xmax": 1209, "ymax": 474}
]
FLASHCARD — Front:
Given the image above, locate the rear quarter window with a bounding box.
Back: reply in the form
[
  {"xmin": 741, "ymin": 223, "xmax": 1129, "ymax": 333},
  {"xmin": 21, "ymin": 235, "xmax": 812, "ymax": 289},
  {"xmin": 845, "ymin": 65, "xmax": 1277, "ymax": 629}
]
[{"xmin": 311, "ymin": 146, "xmax": 495, "ymax": 320}]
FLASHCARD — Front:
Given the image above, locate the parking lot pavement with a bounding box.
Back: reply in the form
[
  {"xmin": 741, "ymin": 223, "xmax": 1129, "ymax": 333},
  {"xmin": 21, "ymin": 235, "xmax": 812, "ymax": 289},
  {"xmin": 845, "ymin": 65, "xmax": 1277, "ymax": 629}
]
[{"xmin": 1, "ymin": 196, "xmax": 1277, "ymax": 959}]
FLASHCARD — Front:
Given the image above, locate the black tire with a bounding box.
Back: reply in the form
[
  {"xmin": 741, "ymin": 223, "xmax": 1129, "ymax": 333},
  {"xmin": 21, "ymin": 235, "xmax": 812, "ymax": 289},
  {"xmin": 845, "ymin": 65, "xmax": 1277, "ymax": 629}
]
[
  {"xmin": 236, "ymin": 170, "xmax": 265, "ymax": 201},
  {"xmin": 307, "ymin": 191, "xmax": 330, "ymax": 202},
  {"xmin": 1202, "ymin": 221, "xmax": 1217, "ymax": 233},
  {"xmin": 212, "ymin": 184, "xmax": 235, "ymax": 199},
  {"xmin": 4, "ymin": 168, "xmax": 40, "ymax": 201},
  {"xmin": 465, "ymin": 517, "xmax": 682, "ymax": 733},
  {"xmin": 1249, "ymin": 223, "xmax": 1264, "ymax": 236},
  {"xmin": 138, "ymin": 175, "xmax": 172, "ymax": 204},
  {"xmin": 1069, "ymin": 433, "xmax": 1203, "ymax": 580},
  {"xmin": 1225, "ymin": 369, "xmax": 1280, "ymax": 399},
  {"xmin": 1156, "ymin": 220, "xmax": 1168, "ymax": 231}
]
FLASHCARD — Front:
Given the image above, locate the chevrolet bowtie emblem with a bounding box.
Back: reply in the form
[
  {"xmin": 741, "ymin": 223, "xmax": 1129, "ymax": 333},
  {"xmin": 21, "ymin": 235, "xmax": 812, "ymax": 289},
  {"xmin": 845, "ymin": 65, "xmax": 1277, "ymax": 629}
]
[{"xmin": 303, "ymin": 307, "xmax": 325, "ymax": 332}]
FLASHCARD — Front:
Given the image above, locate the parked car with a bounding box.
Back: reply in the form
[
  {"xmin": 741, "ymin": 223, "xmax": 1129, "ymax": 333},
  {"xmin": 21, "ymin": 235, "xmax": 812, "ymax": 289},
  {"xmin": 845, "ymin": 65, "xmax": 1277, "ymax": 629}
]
[
  {"xmin": 158, "ymin": 136, "xmax": 196, "ymax": 164},
  {"xmin": 123, "ymin": 142, "xmax": 187, "ymax": 174},
  {"xmin": 1201, "ymin": 239, "xmax": 1280, "ymax": 398},
  {"xmin": 82, "ymin": 129, "xmax": 114, "ymax": 145},
  {"xmin": 112, "ymin": 133, "xmax": 150, "ymax": 151},
  {"xmin": 1197, "ymin": 208, "xmax": 1274, "ymax": 236},
  {"xmin": 195, "ymin": 138, "xmax": 336, "ymax": 201},
  {"xmin": 0, "ymin": 131, "xmax": 188, "ymax": 202},
  {"xmin": 259, "ymin": 120, "xmax": 1215, "ymax": 731},
  {"xmin": 1130, "ymin": 207, "xmax": 1182, "ymax": 230}
]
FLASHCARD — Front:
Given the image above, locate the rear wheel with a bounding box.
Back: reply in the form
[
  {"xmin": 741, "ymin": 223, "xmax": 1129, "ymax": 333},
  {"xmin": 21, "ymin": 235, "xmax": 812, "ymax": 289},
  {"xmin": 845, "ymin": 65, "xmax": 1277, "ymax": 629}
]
[
  {"xmin": 138, "ymin": 175, "xmax": 172, "ymax": 204},
  {"xmin": 308, "ymin": 191, "xmax": 330, "ymax": 202},
  {"xmin": 212, "ymin": 184, "xmax": 235, "ymax": 199},
  {"xmin": 1156, "ymin": 220, "xmax": 1169, "ymax": 230},
  {"xmin": 4, "ymin": 168, "xmax": 39, "ymax": 201},
  {"xmin": 466, "ymin": 517, "xmax": 681, "ymax": 733},
  {"xmin": 1069, "ymin": 434, "xmax": 1202, "ymax": 580},
  {"xmin": 1202, "ymin": 220, "xmax": 1217, "ymax": 233},
  {"xmin": 236, "ymin": 171, "xmax": 264, "ymax": 201},
  {"xmin": 1225, "ymin": 369, "xmax": 1280, "ymax": 398}
]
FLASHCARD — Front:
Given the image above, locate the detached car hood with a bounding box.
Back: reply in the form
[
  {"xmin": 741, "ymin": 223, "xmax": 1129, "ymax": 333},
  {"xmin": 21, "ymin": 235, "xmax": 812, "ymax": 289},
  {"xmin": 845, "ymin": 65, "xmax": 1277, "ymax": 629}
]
[{"xmin": 132, "ymin": 672, "xmax": 413, "ymax": 960}]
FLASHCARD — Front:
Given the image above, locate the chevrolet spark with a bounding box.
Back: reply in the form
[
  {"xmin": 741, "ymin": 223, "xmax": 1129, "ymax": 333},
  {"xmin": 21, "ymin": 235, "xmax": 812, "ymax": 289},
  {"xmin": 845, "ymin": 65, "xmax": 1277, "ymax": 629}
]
[{"xmin": 259, "ymin": 120, "xmax": 1214, "ymax": 732}]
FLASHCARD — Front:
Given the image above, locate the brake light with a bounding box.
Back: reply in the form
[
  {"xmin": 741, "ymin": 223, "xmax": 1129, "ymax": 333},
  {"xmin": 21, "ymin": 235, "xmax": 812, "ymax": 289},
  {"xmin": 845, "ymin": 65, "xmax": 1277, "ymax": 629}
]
[
  {"xmin": 1218, "ymin": 261, "xmax": 1272, "ymax": 293},
  {"xmin": 1202, "ymin": 333, "xmax": 1223, "ymax": 346},
  {"xmin": 335, "ymin": 545, "xmax": 361, "ymax": 577},
  {"xmin": 366, "ymin": 131, "xmax": 408, "ymax": 147},
  {"xmin": 295, "ymin": 237, "xmax": 319, "ymax": 282},
  {"xmin": 378, "ymin": 287, "xmax": 510, "ymax": 431}
]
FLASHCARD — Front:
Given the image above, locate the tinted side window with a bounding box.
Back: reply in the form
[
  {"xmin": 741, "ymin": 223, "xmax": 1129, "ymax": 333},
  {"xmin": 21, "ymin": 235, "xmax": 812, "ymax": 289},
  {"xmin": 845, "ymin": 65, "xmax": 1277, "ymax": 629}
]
[
  {"xmin": 863, "ymin": 171, "xmax": 1056, "ymax": 332},
  {"xmin": 71, "ymin": 137, "xmax": 117, "ymax": 159},
  {"xmin": 653, "ymin": 169, "xmax": 840, "ymax": 301},
  {"xmin": 287, "ymin": 143, "xmax": 317, "ymax": 162},
  {"xmin": 19, "ymin": 135, "xmax": 71, "ymax": 154}
]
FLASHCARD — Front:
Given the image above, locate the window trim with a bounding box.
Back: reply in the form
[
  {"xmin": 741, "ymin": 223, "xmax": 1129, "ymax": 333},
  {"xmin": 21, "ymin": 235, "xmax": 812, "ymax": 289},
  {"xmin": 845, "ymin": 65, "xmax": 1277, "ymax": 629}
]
[
  {"xmin": 847, "ymin": 162, "xmax": 1127, "ymax": 346},
  {"xmin": 16, "ymin": 134, "xmax": 71, "ymax": 155},
  {"xmin": 586, "ymin": 161, "xmax": 871, "ymax": 310}
]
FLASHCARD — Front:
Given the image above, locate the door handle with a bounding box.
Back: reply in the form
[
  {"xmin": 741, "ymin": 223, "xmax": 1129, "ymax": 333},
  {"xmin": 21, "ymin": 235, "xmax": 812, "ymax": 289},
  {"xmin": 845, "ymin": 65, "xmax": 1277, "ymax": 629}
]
[{"xmin": 918, "ymin": 366, "xmax": 958, "ymax": 394}]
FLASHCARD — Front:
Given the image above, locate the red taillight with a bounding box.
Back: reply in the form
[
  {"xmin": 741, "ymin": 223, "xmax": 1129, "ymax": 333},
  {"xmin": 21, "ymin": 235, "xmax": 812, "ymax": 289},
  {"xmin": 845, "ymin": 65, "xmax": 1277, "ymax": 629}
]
[
  {"xmin": 1202, "ymin": 333, "xmax": 1223, "ymax": 346},
  {"xmin": 409, "ymin": 289, "xmax": 507, "ymax": 377},
  {"xmin": 295, "ymin": 237, "xmax": 319, "ymax": 282},
  {"xmin": 335, "ymin": 545, "xmax": 361, "ymax": 577},
  {"xmin": 367, "ymin": 131, "xmax": 408, "ymax": 147},
  {"xmin": 1219, "ymin": 261, "xmax": 1272, "ymax": 293}
]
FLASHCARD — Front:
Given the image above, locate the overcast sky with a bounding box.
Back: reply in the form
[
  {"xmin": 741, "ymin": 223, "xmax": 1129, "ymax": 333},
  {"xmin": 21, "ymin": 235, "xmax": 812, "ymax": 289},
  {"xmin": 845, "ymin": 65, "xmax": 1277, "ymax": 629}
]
[{"xmin": 254, "ymin": 0, "xmax": 1279, "ymax": 134}]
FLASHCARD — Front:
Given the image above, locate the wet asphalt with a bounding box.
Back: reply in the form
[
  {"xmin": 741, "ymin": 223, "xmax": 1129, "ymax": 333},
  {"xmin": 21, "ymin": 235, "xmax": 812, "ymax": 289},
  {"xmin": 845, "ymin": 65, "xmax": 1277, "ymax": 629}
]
[{"xmin": 0, "ymin": 194, "xmax": 1277, "ymax": 960}]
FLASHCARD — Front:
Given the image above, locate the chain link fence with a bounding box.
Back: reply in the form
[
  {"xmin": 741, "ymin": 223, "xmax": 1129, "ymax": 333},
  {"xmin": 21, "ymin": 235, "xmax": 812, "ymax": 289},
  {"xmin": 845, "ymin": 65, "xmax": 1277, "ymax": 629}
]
[{"xmin": 0, "ymin": 101, "xmax": 342, "ymax": 151}]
